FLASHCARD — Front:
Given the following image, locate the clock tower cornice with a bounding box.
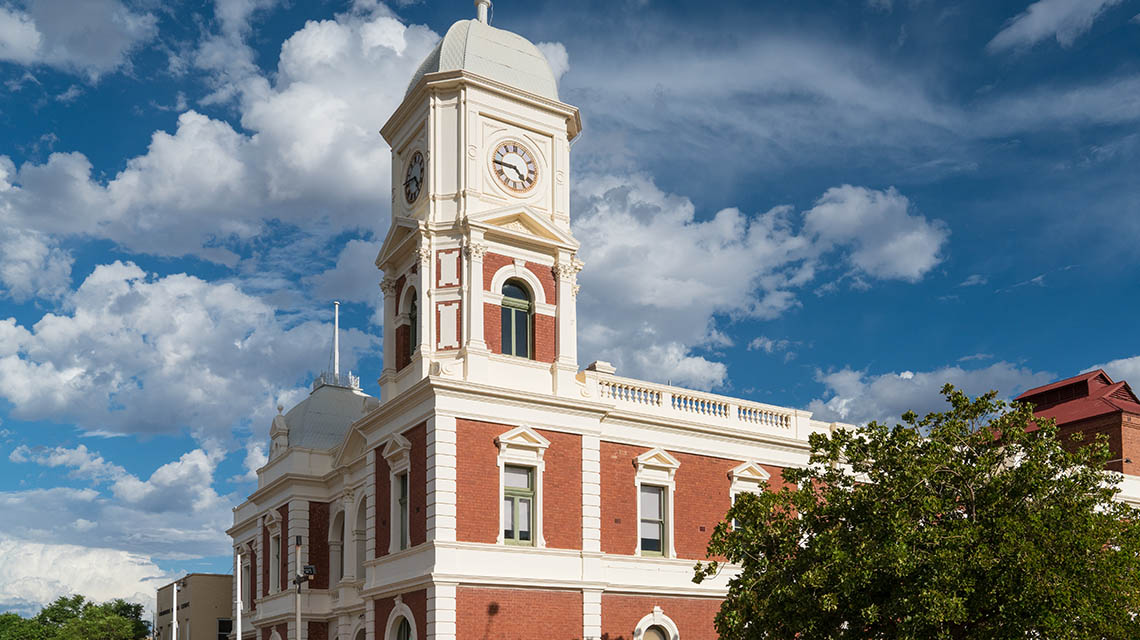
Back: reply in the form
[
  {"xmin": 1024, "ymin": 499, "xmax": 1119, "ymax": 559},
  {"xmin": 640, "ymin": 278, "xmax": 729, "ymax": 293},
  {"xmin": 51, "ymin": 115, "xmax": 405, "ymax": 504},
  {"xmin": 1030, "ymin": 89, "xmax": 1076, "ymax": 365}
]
[{"xmin": 380, "ymin": 70, "xmax": 581, "ymax": 145}]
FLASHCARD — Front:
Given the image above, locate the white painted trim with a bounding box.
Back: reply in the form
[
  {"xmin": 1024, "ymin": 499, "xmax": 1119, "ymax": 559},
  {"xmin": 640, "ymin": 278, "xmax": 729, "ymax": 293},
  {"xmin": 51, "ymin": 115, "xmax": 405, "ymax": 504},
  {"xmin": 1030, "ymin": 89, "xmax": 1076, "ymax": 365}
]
[
  {"xmin": 484, "ymin": 291, "xmax": 556, "ymax": 316},
  {"xmin": 488, "ymin": 263, "xmax": 547, "ymax": 306},
  {"xmin": 495, "ymin": 425, "xmax": 549, "ymax": 547},
  {"xmin": 383, "ymin": 595, "xmax": 419, "ymax": 640},
  {"xmin": 729, "ymin": 460, "xmax": 769, "ymax": 506},
  {"xmin": 634, "ymin": 448, "xmax": 680, "ymax": 558},
  {"xmin": 384, "ymin": 434, "xmax": 413, "ymax": 554},
  {"xmin": 634, "ymin": 606, "xmax": 680, "ymax": 640}
]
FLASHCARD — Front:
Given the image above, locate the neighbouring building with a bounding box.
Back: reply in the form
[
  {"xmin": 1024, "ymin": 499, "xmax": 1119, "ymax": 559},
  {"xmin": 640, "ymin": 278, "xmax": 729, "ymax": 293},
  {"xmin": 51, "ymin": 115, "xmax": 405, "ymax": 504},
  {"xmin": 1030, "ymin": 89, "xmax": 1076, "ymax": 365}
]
[
  {"xmin": 1017, "ymin": 369, "xmax": 1140, "ymax": 477},
  {"xmin": 227, "ymin": 2, "xmax": 854, "ymax": 639},
  {"xmin": 156, "ymin": 573, "xmax": 233, "ymax": 640}
]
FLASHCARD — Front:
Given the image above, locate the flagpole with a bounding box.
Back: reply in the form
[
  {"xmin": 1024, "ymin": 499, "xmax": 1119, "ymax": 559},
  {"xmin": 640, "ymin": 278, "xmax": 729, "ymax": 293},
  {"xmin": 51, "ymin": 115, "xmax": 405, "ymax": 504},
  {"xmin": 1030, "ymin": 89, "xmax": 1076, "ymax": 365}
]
[{"xmin": 235, "ymin": 550, "xmax": 243, "ymax": 640}]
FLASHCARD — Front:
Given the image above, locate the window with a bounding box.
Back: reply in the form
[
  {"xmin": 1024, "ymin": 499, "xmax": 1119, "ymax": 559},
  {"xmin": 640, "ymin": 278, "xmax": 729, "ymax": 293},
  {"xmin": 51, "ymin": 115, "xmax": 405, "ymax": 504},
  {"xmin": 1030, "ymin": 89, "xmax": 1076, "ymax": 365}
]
[
  {"xmin": 269, "ymin": 535, "xmax": 281, "ymax": 593},
  {"xmin": 640, "ymin": 485, "xmax": 666, "ymax": 554},
  {"xmin": 330, "ymin": 509, "xmax": 345, "ymax": 583},
  {"xmin": 502, "ymin": 465, "xmax": 534, "ymax": 544},
  {"xmin": 398, "ymin": 472, "xmax": 409, "ymax": 550},
  {"xmin": 217, "ymin": 619, "xmax": 232, "ymax": 640},
  {"xmin": 395, "ymin": 617, "xmax": 412, "ymax": 640},
  {"xmin": 241, "ymin": 562, "xmax": 251, "ymax": 608},
  {"xmin": 407, "ymin": 298, "xmax": 417, "ymax": 358},
  {"xmin": 500, "ymin": 280, "xmax": 532, "ymax": 358},
  {"xmin": 644, "ymin": 626, "xmax": 668, "ymax": 640}
]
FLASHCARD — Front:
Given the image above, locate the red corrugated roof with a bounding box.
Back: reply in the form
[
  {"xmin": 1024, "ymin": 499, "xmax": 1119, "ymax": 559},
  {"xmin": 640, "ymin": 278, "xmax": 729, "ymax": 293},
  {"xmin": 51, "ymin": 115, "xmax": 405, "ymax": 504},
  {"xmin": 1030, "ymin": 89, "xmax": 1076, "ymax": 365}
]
[{"xmin": 1018, "ymin": 370, "xmax": 1140, "ymax": 427}]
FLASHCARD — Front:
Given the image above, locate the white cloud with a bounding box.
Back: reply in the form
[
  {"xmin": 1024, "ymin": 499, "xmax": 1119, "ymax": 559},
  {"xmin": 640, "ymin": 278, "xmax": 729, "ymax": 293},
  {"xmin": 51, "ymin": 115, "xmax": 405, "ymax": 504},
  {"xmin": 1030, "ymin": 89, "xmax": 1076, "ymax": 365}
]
[
  {"xmin": 988, "ymin": 0, "xmax": 1123, "ymax": 52},
  {"xmin": 536, "ymin": 41, "xmax": 569, "ymax": 84},
  {"xmin": 958, "ymin": 274, "xmax": 987, "ymax": 287},
  {"xmin": 0, "ymin": 0, "xmax": 157, "ymax": 81},
  {"xmin": 0, "ymin": 533, "xmax": 169, "ymax": 616},
  {"xmin": 804, "ymin": 185, "xmax": 948, "ymax": 282},
  {"xmin": 1085, "ymin": 355, "xmax": 1140, "ymax": 384},
  {"xmin": 0, "ymin": 261, "xmax": 375, "ymax": 438},
  {"xmin": 808, "ymin": 361, "xmax": 1055, "ymax": 426},
  {"xmin": 305, "ymin": 238, "xmax": 382, "ymax": 305},
  {"xmin": 573, "ymin": 173, "xmax": 946, "ymax": 390}
]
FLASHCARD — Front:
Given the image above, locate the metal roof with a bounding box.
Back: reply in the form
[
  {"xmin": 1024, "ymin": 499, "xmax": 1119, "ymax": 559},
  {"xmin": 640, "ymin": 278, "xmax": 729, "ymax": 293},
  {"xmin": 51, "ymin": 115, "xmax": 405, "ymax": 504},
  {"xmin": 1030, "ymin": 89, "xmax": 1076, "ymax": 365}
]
[
  {"xmin": 283, "ymin": 383, "xmax": 373, "ymax": 451},
  {"xmin": 405, "ymin": 19, "xmax": 559, "ymax": 101}
]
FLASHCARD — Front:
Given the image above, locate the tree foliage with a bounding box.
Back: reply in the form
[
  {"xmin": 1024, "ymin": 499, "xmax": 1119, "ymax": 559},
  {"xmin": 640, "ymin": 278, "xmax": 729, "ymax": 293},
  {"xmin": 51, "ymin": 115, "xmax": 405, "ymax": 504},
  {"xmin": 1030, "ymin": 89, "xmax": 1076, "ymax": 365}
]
[
  {"xmin": 695, "ymin": 386, "xmax": 1140, "ymax": 639},
  {"xmin": 0, "ymin": 595, "xmax": 149, "ymax": 640}
]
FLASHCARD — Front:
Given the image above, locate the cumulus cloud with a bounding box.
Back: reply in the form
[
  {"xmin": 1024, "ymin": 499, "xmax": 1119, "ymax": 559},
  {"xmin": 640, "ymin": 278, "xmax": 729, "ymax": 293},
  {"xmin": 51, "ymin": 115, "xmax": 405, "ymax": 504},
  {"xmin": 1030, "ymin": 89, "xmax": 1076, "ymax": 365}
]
[
  {"xmin": 808, "ymin": 361, "xmax": 1055, "ymax": 426},
  {"xmin": 0, "ymin": 261, "xmax": 375, "ymax": 438},
  {"xmin": 804, "ymin": 185, "xmax": 948, "ymax": 282},
  {"xmin": 0, "ymin": 11, "xmax": 439, "ymax": 281},
  {"xmin": 305, "ymin": 238, "xmax": 382, "ymax": 306},
  {"xmin": 0, "ymin": 0, "xmax": 157, "ymax": 81},
  {"xmin": 988, "ymin": 0, "xmax": 1123, "ymax": 52},
  {"xmin": 0, "ymin": 534, "xmax": 168, "ymax": 616},
  {"xmin": 0, "ymin": 227, "xmax": 73, "ymax": 302},
  {"xmin": 573, "ymin": 173, "xmax": 947, "ymax": 389},
  {"xmin": 536, "ymin": 41, "xmax": 569, "ymax": 84},
  {"xmin": 1085, "ymin": 355, "xmax": 1140, "ymax": 384}
]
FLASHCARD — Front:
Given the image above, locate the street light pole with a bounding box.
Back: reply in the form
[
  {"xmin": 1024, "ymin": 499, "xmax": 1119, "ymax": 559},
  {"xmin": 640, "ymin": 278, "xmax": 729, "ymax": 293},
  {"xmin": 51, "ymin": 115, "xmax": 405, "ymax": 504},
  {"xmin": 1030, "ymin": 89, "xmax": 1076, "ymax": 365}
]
[
  {"xmin": 171, "ymin": 580, "xmax": 178, "ymax": 640},
  {"xmin": 294, "ymin": 536, "xmax": 302, "ymax": 640},
  {"xmin": 235, "ymin": 550, "xmax": 242, "ymax": 640}
]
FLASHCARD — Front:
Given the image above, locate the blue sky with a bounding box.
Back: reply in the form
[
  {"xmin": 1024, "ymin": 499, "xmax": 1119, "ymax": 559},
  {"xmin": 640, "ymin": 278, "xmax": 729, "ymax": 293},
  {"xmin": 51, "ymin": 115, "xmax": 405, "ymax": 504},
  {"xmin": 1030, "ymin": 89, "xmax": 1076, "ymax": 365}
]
[{"xmin": 1, "ymin": 0, "xmax": 1138, "ymax": 615}]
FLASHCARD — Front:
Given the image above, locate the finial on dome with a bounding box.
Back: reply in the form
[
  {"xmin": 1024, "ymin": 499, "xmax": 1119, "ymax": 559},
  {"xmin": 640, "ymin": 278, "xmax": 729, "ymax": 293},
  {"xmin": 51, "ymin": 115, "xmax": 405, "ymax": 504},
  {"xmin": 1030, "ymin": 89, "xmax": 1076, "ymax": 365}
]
[
  {"xmin": 277, "ymin": 404, "xmax": 283, "ymax": 414},
  {"xmin": 475, "ymin": 0, "xmax": 491, "ymax": 24}
]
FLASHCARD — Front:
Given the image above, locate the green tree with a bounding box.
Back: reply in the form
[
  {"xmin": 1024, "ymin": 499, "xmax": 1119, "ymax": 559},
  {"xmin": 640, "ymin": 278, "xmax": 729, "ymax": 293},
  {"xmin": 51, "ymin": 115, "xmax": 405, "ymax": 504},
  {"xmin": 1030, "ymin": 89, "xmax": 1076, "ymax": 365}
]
[
  {"xmin": 0, "ymin": 595, "xmax": 149, "ymax": 640},
  {"xmin": 695, "ymin": 386, "xmax": 1140, "ymax": 640}
]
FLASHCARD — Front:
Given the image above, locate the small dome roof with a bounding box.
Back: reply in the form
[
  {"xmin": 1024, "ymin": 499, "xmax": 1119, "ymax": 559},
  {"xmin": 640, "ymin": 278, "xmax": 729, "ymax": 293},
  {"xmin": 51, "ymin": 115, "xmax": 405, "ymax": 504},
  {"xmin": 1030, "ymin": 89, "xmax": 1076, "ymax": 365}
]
[
  {"xmin": 282, "ymin": 383, "xmax": 373, "ymax": 451},
  {"xmin": 406, "ymin": 19, "xmax": 559, "ymax": 101}
]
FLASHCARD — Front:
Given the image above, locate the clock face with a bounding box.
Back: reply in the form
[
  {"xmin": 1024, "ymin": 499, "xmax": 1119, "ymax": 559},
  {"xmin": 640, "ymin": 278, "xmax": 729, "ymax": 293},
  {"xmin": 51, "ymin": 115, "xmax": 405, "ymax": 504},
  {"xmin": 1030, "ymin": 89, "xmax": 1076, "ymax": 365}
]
[
  {"xmin": 491, "ymin": 142, "xmax": 538, "ymax": 193},
  {"xmin": 404, "ymin": 150, "xmax": 424, "ymax": 204}
]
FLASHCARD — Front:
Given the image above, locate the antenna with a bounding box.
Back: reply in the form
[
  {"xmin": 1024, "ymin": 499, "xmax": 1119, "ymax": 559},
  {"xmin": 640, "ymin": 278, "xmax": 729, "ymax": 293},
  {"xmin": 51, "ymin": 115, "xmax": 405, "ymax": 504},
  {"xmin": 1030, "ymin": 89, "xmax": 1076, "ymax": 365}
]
[
  {"xmin": 313, "ymin": 301, "xmax": 359, "ymax": 391},
  {"xmin": 333, "ymin": 301, "xmax": 340, "ymax": 378}
]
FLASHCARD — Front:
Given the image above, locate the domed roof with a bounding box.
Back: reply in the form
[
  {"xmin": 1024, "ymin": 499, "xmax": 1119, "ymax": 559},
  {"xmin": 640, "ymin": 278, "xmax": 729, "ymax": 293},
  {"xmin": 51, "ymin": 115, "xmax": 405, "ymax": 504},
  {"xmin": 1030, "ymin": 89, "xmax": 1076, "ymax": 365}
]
[
  {"xmin": 282, "ymin": 383, "xmax": 374, "ymax": 451},
  {"xmin": 406, "ymin": 19, "xmax": 559, "ymax": 101}
]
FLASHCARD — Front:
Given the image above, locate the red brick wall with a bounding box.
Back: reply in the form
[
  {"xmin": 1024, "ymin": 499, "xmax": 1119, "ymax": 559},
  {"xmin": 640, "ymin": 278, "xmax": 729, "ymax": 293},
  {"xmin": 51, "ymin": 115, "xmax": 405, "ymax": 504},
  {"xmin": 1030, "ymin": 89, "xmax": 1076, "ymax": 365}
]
[
  {"xmin": 248, "ymin": 548, "xmax": 257, "ymax": 609},
  {"xmin": 308, "ymin": 501, "xmax": 329, "ymax": 589},
  {"xmin": 456, "ymin": 587, "xmax": 583, "ymax": 640},
  {"xmin": 456, "ymin": 418, "xmax": 500, "ymax": 543},
  {"xmin": 374, "ymin": 589, "xmax": 427, "ymax": 640},
  {"xmin": 278, "ymin": 504, "xmax": 289, "ymax": 592},
  {"xmin": 376, "ymin": 446, "xmax": 391, "ymax": 557},
  {"xmin": 601, "ymin": 593, "xmax": 721, "ymax": 640},
  {"xmin": 543, "ymin": 430, "xmax": 583, "ymax": 550},
  {"xmin": 436, "ymin": 249, "xmax": 461, "ymax": 288},
  {"xmin": 483, "ymin": 253, "xmax": 513, "ymax": 291},
  {"xmin": 1057, "ymin": 413, "xmax": 1124, "ymax": 471},
  {"xmin": 307, "ymin": 621, "xmax": 328, "ymax": 640},
  {"xmin": 484, "ymin": 302, "xmax": 501, "ymax": 354},
  {"xmin": 407, "ymin": 422, "xmax": 428, "ymax": 547},
  {"xmin": 1123, "ymin": 414, "xmax": 1140, "ymax": 476},
  {"xmin": 455, "ymin": 419, "xmax": 582, "ymax": 549},
  {"xmin": 395, "ymin": 324, "xmax": 410, "ymax": 371},
  {"xmin": 600, "ymin": 442, "xmax": 788, "ymax": 559},
  {"xmin": 534, "ymin": 313, "xmax": 556, "ymax": 363}
]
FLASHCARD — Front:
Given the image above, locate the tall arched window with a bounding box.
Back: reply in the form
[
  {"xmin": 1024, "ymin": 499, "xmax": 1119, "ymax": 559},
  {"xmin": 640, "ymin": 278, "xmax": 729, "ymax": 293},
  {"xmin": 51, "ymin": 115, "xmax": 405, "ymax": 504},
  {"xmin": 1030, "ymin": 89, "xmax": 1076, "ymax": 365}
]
[
  {"xmin": 395, "ymin": 617, "xmax": 412, "ymax": 640},
  {"xmin": 644, "ymin": 626, "xmax": 668, "ymax": 640},
  {"xmin": 500, "ymin": 280, "xmax": 533, "ymax": 358},
  {"xmin": 407, "ymin": 297, "xmax": 417, "ymax": 358}
]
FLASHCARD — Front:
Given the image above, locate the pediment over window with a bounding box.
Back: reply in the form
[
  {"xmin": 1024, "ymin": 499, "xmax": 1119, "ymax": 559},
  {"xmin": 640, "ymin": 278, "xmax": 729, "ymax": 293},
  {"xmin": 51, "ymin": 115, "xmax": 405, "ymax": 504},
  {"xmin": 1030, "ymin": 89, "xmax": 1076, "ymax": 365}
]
[
  {"xmin": 333, "ymin": 426, "xmax": 368, "ymax": 469},
  {"xmin": 495, "ymin": 425, "xmax": 550, "ymax": 455},
  {"xmin": 468, "ymin": 206, "xmax": 579, "ymax": 250},
  {"xmin": 381, "ymin": 433, "xmax": 412, "ymax": 466},
  {"xmin": 635, "ymin": 448, "xmax": 681, "ymax": 477},
  {"xmin": 729, "ymin": 461, "xmax": 771, "ymax": 482},
  {"xmin": 375, "ymin": 217, "xmax": 421, "ymax": 269},
  {"xmin": 264, "ymin": 510, "xmax": 281, "ymax": 534}
]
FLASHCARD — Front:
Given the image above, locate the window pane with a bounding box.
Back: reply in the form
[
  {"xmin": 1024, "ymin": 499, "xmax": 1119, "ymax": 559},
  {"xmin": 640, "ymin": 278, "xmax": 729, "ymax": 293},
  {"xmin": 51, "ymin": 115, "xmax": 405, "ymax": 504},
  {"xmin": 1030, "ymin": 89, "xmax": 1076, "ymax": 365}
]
[
  {"xmin": 501, "ymin": 307, "xmax": 512, "ymax": 354},
  {"xmin": 502, "ymin": 282, "xmax": 529, "ymax": 301},
  {"xmin": 518, "ymin": 498, "xmax": 531, "ymax": 541},
  {"xmin": 514, "ymin": 309, "xmax": 529, "ymax": 357},
  {"xmin": 644, "ymin": 626, "xmax": 667, "ymax": 640},
  {"xmin": 503, "ymin": 497, "xmax": 514, "ymax": 539},
  {"xmin": 504, "ymin": 465, "xmax": 531, "ymax": 489},
  {"xmin": 641, "ymin": 485, "xmax": 662, "ymax": 520},
  {"xmin": 397, "ymin": 618, "xmax": 411, "ymax": 640},
  {"xmin": 640, "ymin": 521, "xmax": 662, "ymax": 552},
  {"xmin": 400, "ymin": 473, "xmax": 408, "ymax": 501}
]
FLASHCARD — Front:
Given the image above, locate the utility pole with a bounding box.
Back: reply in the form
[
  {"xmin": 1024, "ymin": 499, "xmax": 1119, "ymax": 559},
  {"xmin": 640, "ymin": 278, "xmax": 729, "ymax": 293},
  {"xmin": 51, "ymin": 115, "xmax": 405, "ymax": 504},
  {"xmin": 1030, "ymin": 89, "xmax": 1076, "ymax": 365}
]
[
  {"xmin": 292, "ymin": 536, "xmax": 316, "ymax": 640},
  {"xmin": 235, "ymin": 550, "xmax": 243, "ymax": 640},
  {"xmin": 171, "ymin": 580, "xmax": 178, "ymax": 640}
]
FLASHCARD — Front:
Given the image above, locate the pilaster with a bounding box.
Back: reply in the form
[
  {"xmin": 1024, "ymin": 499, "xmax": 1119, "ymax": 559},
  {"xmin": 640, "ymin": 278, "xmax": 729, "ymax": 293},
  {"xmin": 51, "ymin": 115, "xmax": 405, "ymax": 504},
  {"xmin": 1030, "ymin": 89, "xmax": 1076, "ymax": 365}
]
[
  {"xmin": 583, "ymin": 589, "xmax": 602, "ymax": 640},
  {"xmin": 426, "ymin": 415, "xmax": 458, "ymax": 542},
  {"xmin": 582, "ymin": 435, "xmax": 602, "ymax": 553},
  {"xmin": 427, "ymin": 582, "xmax": 458, "ymax": 639}
]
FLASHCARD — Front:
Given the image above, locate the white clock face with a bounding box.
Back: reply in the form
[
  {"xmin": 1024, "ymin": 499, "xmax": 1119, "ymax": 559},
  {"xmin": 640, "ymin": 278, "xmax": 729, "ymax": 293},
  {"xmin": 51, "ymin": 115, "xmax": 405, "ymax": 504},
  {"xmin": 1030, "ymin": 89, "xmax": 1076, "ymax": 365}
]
[
  {"xmin": 404, "ymin": 150, "xmax": 424, "ymax": 204},
  {"xmin": 491, "ymin": 142, "xmax": 538, "ymax": 193}
]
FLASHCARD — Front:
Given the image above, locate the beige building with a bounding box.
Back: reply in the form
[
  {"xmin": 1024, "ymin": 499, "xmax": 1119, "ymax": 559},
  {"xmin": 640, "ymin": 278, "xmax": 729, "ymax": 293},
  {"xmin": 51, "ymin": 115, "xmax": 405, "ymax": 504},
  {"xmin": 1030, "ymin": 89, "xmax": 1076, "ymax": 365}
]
[{"xmin": 156, "ymin": 573, "xmax": 233, "ymax": 640}]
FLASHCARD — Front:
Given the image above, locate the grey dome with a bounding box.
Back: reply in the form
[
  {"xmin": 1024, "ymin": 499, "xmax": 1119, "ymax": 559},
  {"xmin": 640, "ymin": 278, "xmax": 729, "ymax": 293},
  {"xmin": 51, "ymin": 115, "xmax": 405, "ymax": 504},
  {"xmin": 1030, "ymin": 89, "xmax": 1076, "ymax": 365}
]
[
  {"xmin": 406, "ymin": 19, "xmax": 559, "ymax": 101},
  {"xmin": 282, "ymin": 383, "xmax": 374, "ymax": 451}
]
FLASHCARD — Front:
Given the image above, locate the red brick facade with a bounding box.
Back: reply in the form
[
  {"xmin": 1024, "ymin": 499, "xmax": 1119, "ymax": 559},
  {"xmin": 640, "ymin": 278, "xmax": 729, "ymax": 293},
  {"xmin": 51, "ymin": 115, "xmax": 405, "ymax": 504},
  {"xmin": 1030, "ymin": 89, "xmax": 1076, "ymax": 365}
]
[
  {"xmin": 455, "ymin": 419, "xmax": 583, "ymax": 549},
  {"xmin": 261, "ymin": 525, "xmax": 270, "ymax": 597},
  {"xmin": 278, "ymin": 504, "xmax": 289, "ymax": 592},
  {"xmin": 601, "ymin": 594, "xmax": 721, "ymax": 640},
  {"xmin": 375, "ymin": 445, "xmax": 391, "ymax": 558},
  {"xmin": 456, "ymin": 587, "xmax": 583, "ymax": 639},
  {"xmin": 407, "ymin": 422, "xmax": 428, "ymax": 547},
  {"xmin": 308, "ymin": 501, "xmax": 330, "ymax": 589},
  {"xmin": 600, "ymin": 442, "xmax": 786, "ymax": 559},
  {"xmin": 482, "ymin": 252, "xmax": 557, "ymax": 362},
  {"xmin": 395, "ymin": 324, "xmax": 410, "ymax": 371},
  {"xmin": 307, "ymin": 621, "xmax": 328, "ymax": 640}
]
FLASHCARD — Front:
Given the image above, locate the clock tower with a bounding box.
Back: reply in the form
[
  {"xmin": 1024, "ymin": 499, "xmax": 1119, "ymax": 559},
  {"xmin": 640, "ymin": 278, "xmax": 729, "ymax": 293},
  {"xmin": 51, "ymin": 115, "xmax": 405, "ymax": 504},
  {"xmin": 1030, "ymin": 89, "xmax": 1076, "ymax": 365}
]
[{"xmin": 376, "ymin": 0, "xmax": 584, "ymax": 402}]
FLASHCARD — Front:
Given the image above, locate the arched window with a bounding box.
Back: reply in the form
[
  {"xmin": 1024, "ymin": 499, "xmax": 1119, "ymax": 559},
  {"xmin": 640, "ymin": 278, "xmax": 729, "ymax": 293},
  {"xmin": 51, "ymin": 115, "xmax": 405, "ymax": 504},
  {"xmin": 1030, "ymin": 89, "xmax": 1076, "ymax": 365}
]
[
  {"xmin": 329, "ymin": 510, "xmax": 344, "ymax": 584},
  {"xmin": 644, "ymin": 626, "xmax": 668, "ymax": 640},
  {"xmin": 500, "ymin": 279, "xmax": 533, "ymax": 358},
  {"xmin": 395, "ymin": 617, "xmax": 412, "ymax": 640},
  {"xmin": 408, "ymin": 297, "xmax": 417, "ymax": 358}
]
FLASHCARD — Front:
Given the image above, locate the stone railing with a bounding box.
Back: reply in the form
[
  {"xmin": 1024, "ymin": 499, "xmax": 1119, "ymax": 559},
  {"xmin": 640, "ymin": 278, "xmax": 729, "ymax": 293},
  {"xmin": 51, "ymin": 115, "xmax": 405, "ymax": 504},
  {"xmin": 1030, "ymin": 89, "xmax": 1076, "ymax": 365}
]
[{"xmin": 587, "ymin": 367, "xmax": 809, "ymax": 439}]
